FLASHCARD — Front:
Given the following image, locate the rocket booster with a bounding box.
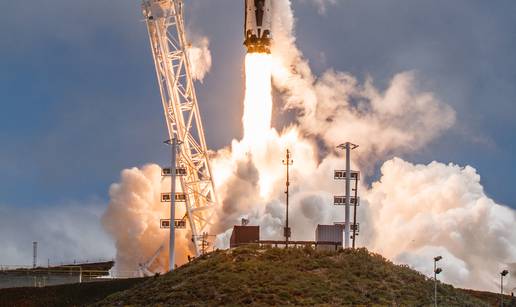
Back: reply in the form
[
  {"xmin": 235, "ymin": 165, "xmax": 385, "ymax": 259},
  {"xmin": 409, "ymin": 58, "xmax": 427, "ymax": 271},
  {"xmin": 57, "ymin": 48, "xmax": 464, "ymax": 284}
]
[{"xmin": 244, "ymin": 0, "xmax": 272, "ymax": 54}]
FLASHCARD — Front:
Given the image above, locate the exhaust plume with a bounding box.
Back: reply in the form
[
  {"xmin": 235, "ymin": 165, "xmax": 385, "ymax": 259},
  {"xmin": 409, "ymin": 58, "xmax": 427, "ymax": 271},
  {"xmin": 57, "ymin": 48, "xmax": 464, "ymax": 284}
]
[
  {"xmin": 366, "ymin": 158, "xmax": 516, "ymax": 290},
  {"xmin": 101, "ymin": 0, "xmax": 516, "ymax": 292},
  {"xmin": 242, "ymin": 53, "xmax": 273, "ymax": 146},
  {"xmin": 187, "ymin": 36, "xmax": 212, "ymax": 81},
  {"xmin": 209, "ymin": 0, "xmax": 516, "ymax": 292},
  {"xmin": 102, "ymin": 165, "xmax": 191, "ymax": 276}
]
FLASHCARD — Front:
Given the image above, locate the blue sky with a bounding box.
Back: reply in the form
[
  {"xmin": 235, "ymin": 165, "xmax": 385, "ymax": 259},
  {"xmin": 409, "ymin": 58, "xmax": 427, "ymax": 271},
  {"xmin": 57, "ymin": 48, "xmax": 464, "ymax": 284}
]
[{"xmin": 1, "ymin": 0, "xmax": 515, "ymax": 211}]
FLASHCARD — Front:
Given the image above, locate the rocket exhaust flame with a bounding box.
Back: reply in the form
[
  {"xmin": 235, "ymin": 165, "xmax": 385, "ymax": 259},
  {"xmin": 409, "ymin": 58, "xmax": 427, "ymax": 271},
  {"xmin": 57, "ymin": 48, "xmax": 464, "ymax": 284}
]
[{"xmin": 242, "ymin": 53, "xmax": 273, "ymax": 145}]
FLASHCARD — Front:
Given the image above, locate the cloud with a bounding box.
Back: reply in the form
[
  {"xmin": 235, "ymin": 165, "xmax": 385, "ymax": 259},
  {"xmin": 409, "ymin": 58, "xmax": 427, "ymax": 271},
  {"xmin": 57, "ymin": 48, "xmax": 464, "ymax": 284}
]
[
  {"xmin": 101, "ymin": 164, "xmax": 194, "ymax": 277},
  {"xmin": 270, "ymin": 0, "xmax": 455, "ymax": 164},
  {"xmin": 0, "ymin": 201, "xmax": 114, "ymax": 266},
  {"xmin": 366, "ymin": 158, "xmax": 516, "ymax": 290},
  {"xmin": 187, "ymin": 36, "xmax": 212, "ymax": 81},
  {"xmin": 206, "ymin": 0, "xmax": 515, "ymax": 293}
]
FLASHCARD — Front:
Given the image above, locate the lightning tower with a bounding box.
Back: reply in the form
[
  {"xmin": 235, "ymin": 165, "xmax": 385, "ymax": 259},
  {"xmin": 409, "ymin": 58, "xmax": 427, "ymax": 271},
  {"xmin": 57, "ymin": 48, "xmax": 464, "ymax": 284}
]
[{"xmin": 142, "ymin": 0, "xmax": 218, "ymax": 257}]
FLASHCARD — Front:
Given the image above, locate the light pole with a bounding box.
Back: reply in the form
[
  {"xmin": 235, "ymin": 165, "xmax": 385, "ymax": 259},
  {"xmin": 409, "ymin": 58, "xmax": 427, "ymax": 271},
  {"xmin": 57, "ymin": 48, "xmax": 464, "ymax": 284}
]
[
  {"xmin": 434, "ymin": 256, "xmax": 442, "ymax": 307},
  {"xmin": 501, "ymin": 270, "xmax": 509, "ymax": 307},
  {"xmin": 165, "ymin": 138, "xmax": 181, "ymax": 272},
  {"xmin": 336, "ymin": 142, "xmax": 358, "ymax": 249}
]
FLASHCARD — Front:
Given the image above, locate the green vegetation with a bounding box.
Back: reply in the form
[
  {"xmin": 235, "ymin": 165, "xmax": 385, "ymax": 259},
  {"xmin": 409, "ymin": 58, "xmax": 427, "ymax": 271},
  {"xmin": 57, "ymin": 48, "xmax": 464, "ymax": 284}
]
[
  {"xmin": 3, "ymin": 246, "xmax": 513, "ymax": 306},
  {"xmin": 95, "ymin": 246, "xmax": 489, "ymax": 306},
  {"xmin": 0, "ymin": 278, "xmax": 145, "ymax": 307}
]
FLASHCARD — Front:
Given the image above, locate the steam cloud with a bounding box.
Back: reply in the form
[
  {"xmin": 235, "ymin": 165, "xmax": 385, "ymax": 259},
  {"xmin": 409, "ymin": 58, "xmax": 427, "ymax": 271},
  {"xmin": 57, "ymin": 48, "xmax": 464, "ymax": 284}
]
[
  {"xmin": 305, "ymin": 0, "xmax": 337, "ymax": 15},
  {"xmin": 100, "ymin": 0, "xmax": 516, "ymax": 292},
  {"xmin": 367, "ymin": 158, "xmax": 516, "ymax": 290},
  {"xmin": 209, "ymin": 0, "xmax": 515, "ymax": 292},
  {"xmin": 187, "ymin": 36, "xmax": 212, "ymax": 81},
  {"xmin": 102, "ymin": 165, "xmax": 191, "ymax": 276}
]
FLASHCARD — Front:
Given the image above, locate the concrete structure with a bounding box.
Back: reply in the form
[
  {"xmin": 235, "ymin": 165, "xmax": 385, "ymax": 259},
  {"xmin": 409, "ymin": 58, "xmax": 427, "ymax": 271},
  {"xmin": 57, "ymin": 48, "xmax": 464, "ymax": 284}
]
[{"xmin": 230, "ymin": 226, "xmax": 260, "ymax": 248}]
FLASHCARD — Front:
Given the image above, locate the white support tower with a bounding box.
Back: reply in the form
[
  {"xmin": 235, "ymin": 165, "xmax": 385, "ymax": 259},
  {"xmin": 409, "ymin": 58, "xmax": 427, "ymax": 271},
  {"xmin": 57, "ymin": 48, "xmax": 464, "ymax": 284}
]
[
  {"xmin": 335, "ymin": 142, "xmax": 359, "ymax": 249},
  {"xmin": 142, "ymin": 0, "xmax": 218, "ymax": 257}
]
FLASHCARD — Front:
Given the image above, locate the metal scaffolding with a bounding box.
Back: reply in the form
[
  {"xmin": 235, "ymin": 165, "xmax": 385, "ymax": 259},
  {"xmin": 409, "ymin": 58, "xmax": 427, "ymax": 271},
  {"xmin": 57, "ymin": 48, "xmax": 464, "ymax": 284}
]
[{"xmin": 142, "ymin": 0, "xmax": 218, "ymax": 257}]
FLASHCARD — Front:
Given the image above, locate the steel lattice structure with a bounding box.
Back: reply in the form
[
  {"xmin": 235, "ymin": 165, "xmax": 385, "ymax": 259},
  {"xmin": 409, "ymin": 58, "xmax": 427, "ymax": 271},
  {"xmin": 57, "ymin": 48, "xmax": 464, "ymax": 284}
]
[{"xmin": 142, "ymin": 0, "xmax": 218, "ymax": 256}]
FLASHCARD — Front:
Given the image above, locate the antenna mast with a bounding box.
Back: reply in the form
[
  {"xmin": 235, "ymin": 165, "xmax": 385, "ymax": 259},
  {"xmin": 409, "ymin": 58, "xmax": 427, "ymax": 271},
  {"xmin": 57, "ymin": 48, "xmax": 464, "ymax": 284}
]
[
  {"xmin": 282, "ymin": 149, "xmax": 293, "ymax": 245},
  {"xmin": 142, "ymin": 0, "xmax": 218, "ymax": 257}
]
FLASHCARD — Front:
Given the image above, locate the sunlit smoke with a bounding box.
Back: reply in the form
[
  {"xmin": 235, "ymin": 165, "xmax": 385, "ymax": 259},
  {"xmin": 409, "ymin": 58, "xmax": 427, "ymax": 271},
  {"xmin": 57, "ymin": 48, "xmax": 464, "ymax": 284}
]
[
  {"xmin": 187, "ymin": 36, "xmax": 212, "ymax": 81},
  {"xmin": 101, "ymin": 0, "xmax": 516, "ymax": 292},
  {"xmin": 210, "ymin": 0, "xmax": 516, "ymax": 293},
  {"xmin": 102, "ymin": 165, "xmax": 191, "ymax": 277}
]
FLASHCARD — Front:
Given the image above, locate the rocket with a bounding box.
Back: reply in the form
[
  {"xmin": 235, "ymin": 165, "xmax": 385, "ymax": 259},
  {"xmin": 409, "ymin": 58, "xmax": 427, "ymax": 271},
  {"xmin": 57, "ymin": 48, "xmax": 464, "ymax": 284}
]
[{"xmin": 244, "ymin": 0, "xmax": 272, "ymax": 54}]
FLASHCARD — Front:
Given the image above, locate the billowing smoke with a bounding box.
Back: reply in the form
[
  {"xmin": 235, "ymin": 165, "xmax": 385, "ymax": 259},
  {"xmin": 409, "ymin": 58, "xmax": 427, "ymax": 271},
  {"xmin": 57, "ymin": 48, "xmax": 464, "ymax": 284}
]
[
  {"xmin": 270, "ymin": 0, "xmax": 455, "ymax": 163},
  {"xmin": 186, "ymin": 36, "xmax": 212, "ymax": 81},
  {"xmin": 209, "ymin": 0, "xmax": 516, "ymax": 293},
  {"xmin": 366, "ymin": 158, "xmax": 516, "ymax": 290},
  {"xmin": 102, "ymin": 165, "xmax": 192, "ymax": 276},
  {"xmin": 100, "ymin": 0, "xmax": 516, "ymax": 292}
]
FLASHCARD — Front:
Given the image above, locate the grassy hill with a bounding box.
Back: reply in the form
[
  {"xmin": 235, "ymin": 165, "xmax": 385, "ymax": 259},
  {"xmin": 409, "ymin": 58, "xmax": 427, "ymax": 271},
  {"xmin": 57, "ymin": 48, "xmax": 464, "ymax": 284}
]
[
  {"xmin": 0, "ymin": 278, "xmax": 145, "ymax": 307},
  {"xmin": 95, "ymin": 246, "xmax": 494, "ymax": 306},
  {"xmin": 3, "ymin": 246, "xmax": 514, "ymax": 306}
]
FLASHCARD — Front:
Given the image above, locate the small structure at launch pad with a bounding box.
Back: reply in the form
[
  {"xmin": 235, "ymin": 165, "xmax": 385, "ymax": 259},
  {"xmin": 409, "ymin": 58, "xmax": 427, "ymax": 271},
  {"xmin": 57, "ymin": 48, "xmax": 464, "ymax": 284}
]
[{"xmin": 230, "ymin": 225, "xmax": 260, "ymax": 248}]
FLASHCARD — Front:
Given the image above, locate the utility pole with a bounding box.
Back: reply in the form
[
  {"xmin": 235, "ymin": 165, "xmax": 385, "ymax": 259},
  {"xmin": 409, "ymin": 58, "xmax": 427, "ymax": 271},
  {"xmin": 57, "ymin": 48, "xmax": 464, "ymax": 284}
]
[
  {"xmin": 434, "ymin": 256, "xmax": 443, "ymax": 307},
  {"xmin": 352, "ymin": 177, "xmax": 359, "ymax": 249},
  {"xmin": 32, "ymin": 242, "xmax": 37, "ymax": 269},
  {"xmin": 165, "ymin": 138, "xmax": 180, "ymax": 272},
  {"xmin": 194, "ymin": 232, "xmax": 215, "ymax": 255},
  {"xmin": 336, "ymin": 142, "xmax": 358, "ymax": 249},
  {"xmin": 501, "ymin": 270, "xmax": 509, "ymax": 307},
  {"xmin": 282, "ymin": 149, "xmax": 293, "ymax": 245}
]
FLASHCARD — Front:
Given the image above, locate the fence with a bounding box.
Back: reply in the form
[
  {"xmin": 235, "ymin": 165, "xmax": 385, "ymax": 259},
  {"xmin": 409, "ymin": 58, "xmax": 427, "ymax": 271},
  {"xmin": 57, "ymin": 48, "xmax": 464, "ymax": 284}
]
[{"xmin": 0, "ymin": 262, "xmax": 114, "ymax": 289}]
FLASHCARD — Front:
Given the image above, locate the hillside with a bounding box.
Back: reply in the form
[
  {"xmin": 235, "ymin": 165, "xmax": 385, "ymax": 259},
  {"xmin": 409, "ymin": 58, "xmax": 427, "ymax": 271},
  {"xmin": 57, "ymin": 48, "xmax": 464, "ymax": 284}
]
[
  {"xmin": 96, "ymin": 246, "xmax": 493, "ymax": 306},
  {"xmin": 0, "ymin": 278, "xmax": 145, "ymax": 307}
]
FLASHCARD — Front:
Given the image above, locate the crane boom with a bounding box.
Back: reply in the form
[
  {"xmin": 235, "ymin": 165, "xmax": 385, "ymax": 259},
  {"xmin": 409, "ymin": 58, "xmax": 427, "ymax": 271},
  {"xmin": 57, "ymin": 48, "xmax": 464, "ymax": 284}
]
[{"xmin": 142, "ymin": 0, "xmax": 218, "ymax": 257}]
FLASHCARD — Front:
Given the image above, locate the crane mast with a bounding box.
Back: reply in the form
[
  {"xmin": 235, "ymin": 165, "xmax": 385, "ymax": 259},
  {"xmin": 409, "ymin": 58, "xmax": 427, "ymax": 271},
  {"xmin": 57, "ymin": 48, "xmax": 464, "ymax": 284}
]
[{"xmin": 142, "ymin": 0, "xmax": 218, "ymax": 257}]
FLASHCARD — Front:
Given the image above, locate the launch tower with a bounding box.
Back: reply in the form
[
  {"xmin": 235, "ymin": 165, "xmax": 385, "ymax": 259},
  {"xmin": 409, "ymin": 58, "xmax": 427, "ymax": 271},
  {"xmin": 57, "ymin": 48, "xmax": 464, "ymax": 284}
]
[{"xmin": 142, "ymin": 0, "xmax": 218, "ymax": 257}]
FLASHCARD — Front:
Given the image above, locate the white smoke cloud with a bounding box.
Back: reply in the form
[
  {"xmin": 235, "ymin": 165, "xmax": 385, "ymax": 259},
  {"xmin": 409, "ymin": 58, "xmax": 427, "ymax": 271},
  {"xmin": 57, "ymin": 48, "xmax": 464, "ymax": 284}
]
[
  {"xmin": 366, "ymin": 158, "xmax": 516, "ymax": 290},
  {"xmin": 270, "ymin": 0, "xmax": 455, "ymax": 162},
  {"xmin": 186, "ymin": 36, "xmax": 212, "ymax": 81},
  {"xmin": 97, "ymin": 0, "xmax": 516, "ymax": 293},
  {"xmin": 208, "ymin": 0, "xmax": 516, "ymax": 293},
  {"xmin": 101, "ymin": 164, "xmax": 192, "ymax": 277}
]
